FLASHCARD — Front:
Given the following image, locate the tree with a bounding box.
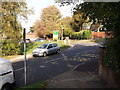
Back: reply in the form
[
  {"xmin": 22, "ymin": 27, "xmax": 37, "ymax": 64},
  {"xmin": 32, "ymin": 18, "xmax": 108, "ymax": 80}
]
[
  {"xmin": 72, "ymin": 13, "xmax": 85, "ymax": 32},
  {"xmin": 2, "ymin": 2, "xmax": 32, "ymax": 56},
  {"xmin": 34, "ymin": 20, "xmax": 45, "ymax": 37},
  {"xmin": 29, "ymin": 26, "xmax": 35, "ymax": 33},
  {"xmin": 61, "ymin": 17, "xmax": 74, "ymax": 37},
  {"xmin": 35, "ymin": 5, "xmax": 62, "ymax": 38},
  {"xmin": 75, "ymin": 2, "xmax": 120, "ymax": 32},
  {"xmin": 55, "ymin": 1, "xmax": 120, "ymax": 72},
  {"xmin": 74, "ymin": 2, "xmax": 120, "ymax": 72}
]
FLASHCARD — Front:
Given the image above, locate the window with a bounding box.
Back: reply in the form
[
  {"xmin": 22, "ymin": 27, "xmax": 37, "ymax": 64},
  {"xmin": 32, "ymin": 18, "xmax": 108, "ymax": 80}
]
[
  {"xmin": 53, "ymin": 44, "xmax": 57, "ymax": 47},
  {"xmin": 38, "ymin": 44, "xmax": 48, "ymax": 49},
  {"xmin": 48, "ymin": 44, "xmax": 53, "ymax": 49}
]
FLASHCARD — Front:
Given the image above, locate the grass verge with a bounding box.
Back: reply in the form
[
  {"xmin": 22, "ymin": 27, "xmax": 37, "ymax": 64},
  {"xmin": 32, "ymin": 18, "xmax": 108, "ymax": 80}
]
[
  {"xmin": 4, "ymin": 40, "xmax": 71, "ymax": 60},
  {"xmin": 15, "ymin": 81, "xmax": 47, "ymax": 89},
  {"xmin": 60, "ymin": 44, "xmax": 71, "ymax": 50}
]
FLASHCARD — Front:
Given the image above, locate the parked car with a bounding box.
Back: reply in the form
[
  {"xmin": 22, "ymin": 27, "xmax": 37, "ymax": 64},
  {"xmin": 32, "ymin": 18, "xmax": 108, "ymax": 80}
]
[
  {"xmin": 33, "ymin": 38, "xmax": 46, "ymax": 42},
  {"xmin": 19, "ymin": 39, "xmax": 31, "ymax": 44},
  {"xmin": 26, "ymin": 39, "xmax": 31, "ymax": 43},
  {"xmin": 32, "ymin": 43, "xmax": 60, "ymax": 57},
  {"xmin": 0, "ymin": 58, "xmax": 15, "ymax": 90},
  {"xmin": 19, "ymin": 41, "xmax": 24, "ymax": 44}
]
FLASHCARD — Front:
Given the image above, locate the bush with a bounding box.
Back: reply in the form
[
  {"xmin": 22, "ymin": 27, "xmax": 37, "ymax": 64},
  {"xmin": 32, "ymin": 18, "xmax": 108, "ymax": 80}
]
[
  {"xmin": 71, "ymin": 30, "xmax": 92, "ymax": 39},
  {"xmin": 71, "ymin": 31, "xmax": 83, "ymax": 39},
  {"xmin": 104, "ymin": 37, "xmax": 120, "ymax": 72},
  {"xmin": 2, "ymin": 39, "xmax": 20, "ymax": 56},
  {"xmin": 83, "ymin": 30, "xmax": 92, "ymax": 39},
  {"xmin": 18, "ymin": 42, "xmax": 34, "ymax": 55}
]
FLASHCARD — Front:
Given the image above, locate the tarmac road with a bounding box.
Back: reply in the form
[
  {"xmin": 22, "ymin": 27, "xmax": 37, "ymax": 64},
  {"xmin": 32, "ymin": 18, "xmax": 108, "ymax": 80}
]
[{"xmin": 12, "ymin": 43, "xmax": 100, "ymax": 88}]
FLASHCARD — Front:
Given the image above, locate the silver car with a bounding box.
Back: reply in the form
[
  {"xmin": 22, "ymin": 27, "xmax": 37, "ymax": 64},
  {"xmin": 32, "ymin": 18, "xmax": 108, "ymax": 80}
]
[{"xmin": 32, "ymin": 43, "xmax": 60, "ymax": 57}]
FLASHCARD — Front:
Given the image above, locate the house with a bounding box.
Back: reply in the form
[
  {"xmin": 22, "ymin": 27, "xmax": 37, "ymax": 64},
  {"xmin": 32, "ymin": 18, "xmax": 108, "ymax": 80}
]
[{"xmin": 26, "ymin": 33, "xmax": 37, "ymax": 41}]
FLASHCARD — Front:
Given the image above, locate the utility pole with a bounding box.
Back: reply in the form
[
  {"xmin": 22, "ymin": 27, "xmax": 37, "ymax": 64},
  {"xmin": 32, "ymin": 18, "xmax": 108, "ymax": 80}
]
[
  {"xmin": 23, "ymin": 28, "xmax": 27, "ymax": 85},
  {"xmin": 62, "ymin": 24, "xmax": 64, "ymax": 40},
  {"xmin": 62, "ymin": 27, "xmax": 63, "ymax": 40},
  {"xmin": 61, "ymin": 21, "xmax": 64, "ymax": 40}
]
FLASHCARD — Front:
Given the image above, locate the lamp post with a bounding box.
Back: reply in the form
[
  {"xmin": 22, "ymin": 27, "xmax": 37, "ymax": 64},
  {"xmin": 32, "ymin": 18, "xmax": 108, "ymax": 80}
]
[{"xmin": 62, "ymin": 27, "xmax": 64, "ymax": 40}]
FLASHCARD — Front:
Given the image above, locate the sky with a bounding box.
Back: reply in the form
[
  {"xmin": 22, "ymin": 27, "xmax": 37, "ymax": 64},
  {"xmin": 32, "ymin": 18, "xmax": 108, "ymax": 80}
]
[{"xmin": 22, "ymin": 0, "xmax": 75, "ymax": 32}]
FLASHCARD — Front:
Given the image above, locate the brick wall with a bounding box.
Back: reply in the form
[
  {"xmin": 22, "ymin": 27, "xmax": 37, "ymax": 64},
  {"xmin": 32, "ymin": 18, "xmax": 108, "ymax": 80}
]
[{"xmin": 92, "ymin": 31, "xmax": 112, "ymax": 38}]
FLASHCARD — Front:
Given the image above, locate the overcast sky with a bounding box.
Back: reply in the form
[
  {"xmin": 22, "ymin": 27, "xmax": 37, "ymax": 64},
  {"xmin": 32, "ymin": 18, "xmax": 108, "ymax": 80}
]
[{"xmin": 22, "ymin": 0, "xmax": 74, "ymax": 32}]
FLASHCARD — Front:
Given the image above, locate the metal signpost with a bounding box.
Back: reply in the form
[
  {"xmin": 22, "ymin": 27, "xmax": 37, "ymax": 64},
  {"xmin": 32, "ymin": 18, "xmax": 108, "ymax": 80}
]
[{"xmin": 23, "ymin": 28, "xmax": 27, "ymax": 85}]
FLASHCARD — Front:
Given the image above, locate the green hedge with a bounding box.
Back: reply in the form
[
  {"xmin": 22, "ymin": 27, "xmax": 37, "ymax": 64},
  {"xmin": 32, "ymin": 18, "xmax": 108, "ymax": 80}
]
[
  {"xmin": 2, "ymin": 39, "xmax": 34, "ymax": 56},
  {"xmin": 83, "ymin": 30, "xmax": 92, "ymax": 39},
  {"xmin": 2, "ymin": 39, "xmax": 20, "ymax": 56},
  {"xmin": 104, "ymin": 37, "xmax": 120, "ymax": 72},
  {"xmin": 18, "ymin": 42, "xmax": 34, "ymax": 55},
  {"xmin": 71, "ymin": 32, "xmax": 81, "ymax": 39},
  {"xmin": 71, "ymin": 30, "xmax": 92, "ymax": 39}
]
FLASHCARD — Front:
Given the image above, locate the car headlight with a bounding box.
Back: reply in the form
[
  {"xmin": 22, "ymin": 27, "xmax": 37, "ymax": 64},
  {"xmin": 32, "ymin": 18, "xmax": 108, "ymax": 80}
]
[{"xmin": 39, "ymin": 50, "xmax": 44, "ymax": 53}]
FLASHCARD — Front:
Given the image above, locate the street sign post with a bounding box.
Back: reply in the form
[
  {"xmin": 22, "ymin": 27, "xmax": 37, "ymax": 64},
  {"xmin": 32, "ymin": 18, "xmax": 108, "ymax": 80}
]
[
  {"xmin": 53, "ymin": 30, "xmax": 58, "ymax": 40},
  {"xmin": 23, "ymin": 28, "xmax": 27, "ymax": 85}
]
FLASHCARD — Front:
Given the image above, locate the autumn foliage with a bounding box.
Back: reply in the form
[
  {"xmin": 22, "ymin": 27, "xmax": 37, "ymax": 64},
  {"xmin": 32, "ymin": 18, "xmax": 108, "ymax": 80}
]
[{"xmin": 34, "ymin": 5, "xmax": 61, "ymax": 38}]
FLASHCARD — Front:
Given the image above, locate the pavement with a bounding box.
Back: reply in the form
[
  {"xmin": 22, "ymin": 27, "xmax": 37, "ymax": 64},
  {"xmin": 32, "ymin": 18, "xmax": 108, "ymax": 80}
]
[
  {"xmin": 10, "ymin": 53, "xmax": 32, "ymax": 63},
  {"xmin": 46, "ymin": 60, "xmax": 109, "ymax": 88}
]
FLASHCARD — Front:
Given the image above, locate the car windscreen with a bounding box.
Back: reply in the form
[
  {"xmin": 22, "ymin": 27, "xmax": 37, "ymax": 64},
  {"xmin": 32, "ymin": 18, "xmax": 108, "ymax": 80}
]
[{"xmin": 38, "ymin": 44, "xmax": 48, "ymax": 49}]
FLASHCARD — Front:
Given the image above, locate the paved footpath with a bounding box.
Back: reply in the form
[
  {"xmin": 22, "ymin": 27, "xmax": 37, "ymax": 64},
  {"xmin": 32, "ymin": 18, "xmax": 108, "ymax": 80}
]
[{"xmin": 46, "ymin": 60, "xmax": 109, "ymax": 88}]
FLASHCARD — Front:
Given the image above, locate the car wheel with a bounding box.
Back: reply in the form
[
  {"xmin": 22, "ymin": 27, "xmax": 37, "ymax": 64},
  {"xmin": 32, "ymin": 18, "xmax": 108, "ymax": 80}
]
[
  {"xmin": 2, "ymin": 84, "xmax": 11, "ymax": 90},
  {"xmin": 43, "ymin": 52, "xmax": 47, "ymax": 57},
  {"xmin": 33, "ymin": 55, "xmax": 35, "ymax": 57},
  {"xmin": 56, "ymin": 50, "xmax": 60, "ymax": 54}
]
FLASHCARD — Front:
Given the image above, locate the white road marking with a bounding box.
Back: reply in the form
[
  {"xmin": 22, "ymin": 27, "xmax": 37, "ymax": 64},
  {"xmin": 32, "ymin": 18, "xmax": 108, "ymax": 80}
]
[
  {"xmin": 72, "ymin": 62, "xmax": 86, "ymax": 70},
  {"xmin": 40, "ymin": 65, "xmax": 46, "ymax": 68},
  {"xmin": 14, "ymin": 57, "xmax": 65, "ymax": 71},
  {"xmin": 72, "ymin": 59, "xmax": 97, "ymax": 70}
]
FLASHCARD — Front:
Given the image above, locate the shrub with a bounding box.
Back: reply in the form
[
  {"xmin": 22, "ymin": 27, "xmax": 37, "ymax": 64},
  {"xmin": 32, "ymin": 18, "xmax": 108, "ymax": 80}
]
[
  {"xmin": 83, "ymin": 30, "xmax": 92, "ymax": 39},
  {"xmin": 18, "ymin": 43, "xmax": 24, "ymax": 55},
  {"xmin": 71, "ymin": 31, "xmax": 83, "ymax": 39},
  {"xmin": 2, "ymin": 39, "xmax": 20, "ymax": 56},
  {"xmin": 71, "ymin": 30, "xmax": 92, "ymax": 39},
  {"xmin": 104, "ymin": 37, "xmax": 120, "ymax": 72},
  {"xmin": 18, "ymin": 42, "xmax": 34, "ymax": 55}
]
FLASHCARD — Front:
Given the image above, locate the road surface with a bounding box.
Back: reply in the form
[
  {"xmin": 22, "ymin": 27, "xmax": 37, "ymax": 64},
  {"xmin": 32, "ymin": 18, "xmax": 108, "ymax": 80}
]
[{"xmin": 12, "ymin": 43, "xmax": 100, "ymax": 88}]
